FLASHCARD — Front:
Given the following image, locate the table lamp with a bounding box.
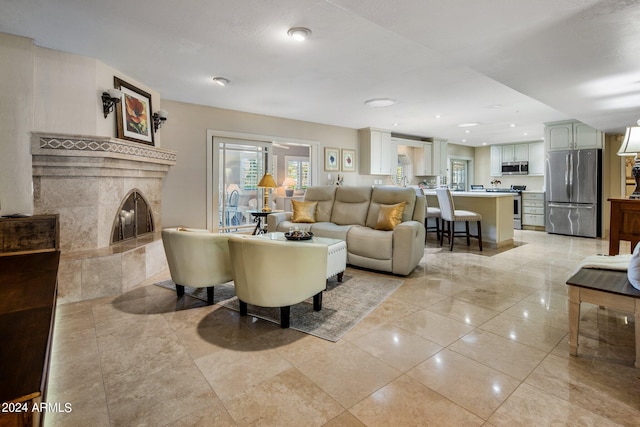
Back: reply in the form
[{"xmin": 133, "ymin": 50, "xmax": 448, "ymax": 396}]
[
  {"xmin": 281, "ymin": 177, "xmax": 296, "ymax": 197},
  {"xmin": 617, "ymin": 125, "xmax": 640, "ymax": 199},
  {"xmin": 257, "ymin": 172, "xmax": 277, "ymax": 212}
]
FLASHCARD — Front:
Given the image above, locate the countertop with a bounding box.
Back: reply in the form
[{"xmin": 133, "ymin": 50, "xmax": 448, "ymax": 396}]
[{"xmin": 423, "ymin": 190, "xmax": 514, "ymax": 198}]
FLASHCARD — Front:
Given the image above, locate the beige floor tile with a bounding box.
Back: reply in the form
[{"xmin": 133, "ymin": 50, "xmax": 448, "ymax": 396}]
[
  {"xmin": 408, "ymin": 349, "xmax": 521, "ymax": 419},
  {"xmin": 349, "ymin": 374, "xmax": 484, "ymax": 426},
  {"xmin": 323, "ymin": 411, "xmax": 367, "ymax": 426},
  {"xmin": 488, "ymin": 382, "xmax": 619, "ymax": 426},
  {"xmin": 224, "ymin": 368, "xmax": 343, "ymax": 426},
  {"xmin": 429, "ymin": 297, "xmax": 501, "ymax": 326},
  {"xmin": 263, "ymin": 327, "xmax": 337, "ymax": 366},
  {"xmin": 393, "ymin": 308, "xmax": 474, "ymax": 346},
  {"xmin": 525, "ymin": 354, "xmax": 640, "ymax": 426},
  {"xmin": 297, "ymin": 342, "xmax": 401, "ymax": 408},
  {"xmin": 351, "ymin": 324, "xmax": 442, "ymax": 372},
  {"xmin": 448, "ymin": 329, "xmax": 547, "ymax": 380},
  {"xmin": 391, "ymin": 280, "xmax": 450, "ymax": 308},
  {"xmin": 167, "ymin": 397, "xmax": 236, "ymax": 426},
  {"xmin": 479, "ymin": 312, "xmax": 567, "ymax": 352},
  {"xmin": 502, "ymin": 299, "xmax": 569, "ymax": 330},
  {"xmin": 195, "ymin": 342, "xmax": 293, "ymax": 401},
  {"xmin": 342, "ymin": 296, "xmax": 421, "ymax": 341},
  {"xmin": 451, "ymin": 287, "xmax": 524, "ymax": 312}
]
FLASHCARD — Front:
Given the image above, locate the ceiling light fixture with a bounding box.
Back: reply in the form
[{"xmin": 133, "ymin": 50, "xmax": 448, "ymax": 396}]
[
  {"xmin": 212, "ymin": 77, "xmax": 230, "ymax": 86},
  {"xmin": 458, "ymin": 122, "xmax": 479, "ymax": 127},
  {"xmin": 287, "ymin": 27, "xmax": 311, "ymax": 41},
  {"xmin": 364, "ymin": 98, "xmax": 396, "ymax": 108},
  {"xmin": 510, "ymin": 123, "xmax": 516, "ymax": 127}
]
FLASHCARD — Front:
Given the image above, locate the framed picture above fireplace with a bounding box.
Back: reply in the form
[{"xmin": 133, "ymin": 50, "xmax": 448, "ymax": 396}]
[{"xmin": 114, "ymin": 77, "xmax": 155, "ymax": 146}]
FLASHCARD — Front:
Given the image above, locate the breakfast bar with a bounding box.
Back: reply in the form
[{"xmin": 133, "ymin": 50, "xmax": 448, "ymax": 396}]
[{"xmin": 424, "ymin": 191, "xmax": 515, "ymax": 248}]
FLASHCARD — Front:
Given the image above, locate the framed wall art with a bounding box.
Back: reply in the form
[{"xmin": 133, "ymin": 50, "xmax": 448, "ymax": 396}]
[
  {"xmin": 324, "ymin": 147, "xmax": 340, "ymax": 171},
  {"xmin": 341, "ymin": 149, "xmax": 356, "ymax": 172},
  {"xmin": 114, "ymin": 77, "xmax": 155, "ymax": 145}
]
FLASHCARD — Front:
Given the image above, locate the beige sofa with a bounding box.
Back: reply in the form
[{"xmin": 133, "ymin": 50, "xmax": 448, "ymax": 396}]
[{"xmin": 267, "ymin": 186, "xmax": 425, "ymax": 275}]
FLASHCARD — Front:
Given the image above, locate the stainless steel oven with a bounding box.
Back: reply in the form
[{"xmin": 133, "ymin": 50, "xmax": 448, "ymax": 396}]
[{"xmin": 485, "ymin": 185, "xmax": 525, "ymax": 229}]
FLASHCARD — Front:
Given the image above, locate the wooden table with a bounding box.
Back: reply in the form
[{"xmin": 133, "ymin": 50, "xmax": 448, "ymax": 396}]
[
  {"xmin": 566, "ymin": 267, "xmax": 640, "ymax": 367},
  {"xmin": 0, "ymin": 251, "xmax": 60, "ymax": 426},
  {"xmin": 608, "ymin": 198, "xmax": 640, "ymax": 255}
]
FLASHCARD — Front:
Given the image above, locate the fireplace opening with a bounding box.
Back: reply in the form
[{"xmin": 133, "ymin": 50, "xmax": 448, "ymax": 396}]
[{"xmin": 111, "ymin": 189, "xmax": 155, "ymax": 244}]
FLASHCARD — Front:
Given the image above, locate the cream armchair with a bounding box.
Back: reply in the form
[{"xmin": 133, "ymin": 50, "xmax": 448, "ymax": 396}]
[
  {"xmin": 161, "ymin": 228, "xmax": 233, "ymax": 305},
  {"xmin": 227, "ymin": 236, "xmax": 327, "ymax": 328}
]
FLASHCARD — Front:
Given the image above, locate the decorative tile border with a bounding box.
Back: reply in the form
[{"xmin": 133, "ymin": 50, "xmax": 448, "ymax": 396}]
[{"xmin": 33, "ymin": 133, "xmax": 176, "ymax": 164}]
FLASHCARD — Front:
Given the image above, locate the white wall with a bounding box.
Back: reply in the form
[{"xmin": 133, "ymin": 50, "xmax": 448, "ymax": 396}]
[
  {"xmin": 159, "ymin": 100, "xmax": 365, "ymax": 228},
  {"xmin": 0, "ymin": 33, "xmax": 34, "ymax": 215},
  {"xmin": 0, "ymin": 32, "xmax": 161, "ymax": 216}
]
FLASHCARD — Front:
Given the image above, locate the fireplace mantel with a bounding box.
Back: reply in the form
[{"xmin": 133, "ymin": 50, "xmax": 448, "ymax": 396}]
[{"xmin": 31, "ymin": 132, "xmax": 177, "ymax": 303}]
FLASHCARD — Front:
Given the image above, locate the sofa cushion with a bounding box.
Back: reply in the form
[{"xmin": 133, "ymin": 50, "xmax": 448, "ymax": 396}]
[
  {"xmin": 310, "ymin": 222, "xmax": 351, "ymax": 240},
  {"xmin": 375, "ymin": 201, "xmax": 406, "ymax": 231},
  {"xmin": 366, "ymin": 186, "xmax": 416, "ymax": 229},
  {"xmin": 291, "ymin": 200, "xmax": 317, "ymax": 223},
  {"xmin": 347, "ymin": 225, "xmax": 393, "ymax": 260},
  {"xmin": 303, "ymin": 186, "xmax": 336, "ymax": 223},
  {"xmin": 331, "ymin": 186, "xmax": 372, "ymax": 226}
]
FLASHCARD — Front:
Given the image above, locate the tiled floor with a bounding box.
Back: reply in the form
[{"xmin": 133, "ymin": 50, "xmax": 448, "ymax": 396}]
[{"xmin": 45, "ymin": 231, "xmax": 640, "ymax": 426}]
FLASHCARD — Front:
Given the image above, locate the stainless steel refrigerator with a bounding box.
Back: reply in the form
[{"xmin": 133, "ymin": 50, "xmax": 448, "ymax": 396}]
[{"xmin": 545, "ymin": 149, "xmax": 601, "ymax": 237}]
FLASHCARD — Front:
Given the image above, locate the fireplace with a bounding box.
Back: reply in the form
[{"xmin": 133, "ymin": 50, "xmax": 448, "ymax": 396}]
[
  {"xmin": 112, "ymin": 190, "xmax": 155, "ymax": 244},
  {"xmin": 31, "ymin": 132, "xmax": 176, "ymax": 303}
]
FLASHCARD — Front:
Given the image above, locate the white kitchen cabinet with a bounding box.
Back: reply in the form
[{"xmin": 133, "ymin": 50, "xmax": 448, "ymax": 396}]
[
  {"xmin": 545, "ymin": 120, "xmax": 603, "ymax": 151},
  {"xmin": 528, "ymin": 142, "xmax": 545, "ymax": 176},
  {"xmin": 413, "ymin": 142, "xmax": 433, "ymax": 176},
  {"xmin": 490, "ymin": 145, "xmax": 502, "ymax": 176},
  {"xmin": 522, "ymin": 191, "xmax": 545, "ymax": 228},
  {"xmin": 502, "ymin": 144, "xmax": 528, "ymax": 162},
  {"xmin": 359, "ymin": 128, "xmax": 397, "ymax": 175},
  {"xmin": 432, "ymin": 139, "xmax": 448, "ymax": 176}
]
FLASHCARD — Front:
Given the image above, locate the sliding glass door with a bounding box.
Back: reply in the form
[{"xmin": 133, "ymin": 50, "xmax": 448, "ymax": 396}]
[{"xmin": 216, "ymin": 138, "xmax": 271, "ymax": 233}]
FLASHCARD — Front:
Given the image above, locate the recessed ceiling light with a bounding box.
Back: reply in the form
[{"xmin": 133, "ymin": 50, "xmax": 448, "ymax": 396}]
[
  {"xmin": 510, "ymin": 123, "xmax": 516, "ymax": 127},
  {"xmin": 364, "ymin": 98, "xmax": 396, "ymax": 108},
  {"xmin": 490, "ymin": 104, "xmax": 502, "ymax": 109},
  {"xmin": 287, "ymin": 27, "xmax": 311, "ymax": 41},
  {"xmin": 212, "ymin": 77, "xmax": 230, "ymax": 86},
  {"xmin": 464, "ymin": 130, "xmax": 471, "ymax": 134},
  {"xmin": 458, "ymin": 122, "xmax": 479, "ymax": 127},
  {"xmin": 523, "ymin": 132, "xmax": 528, "ymax": 136},
  {"xmin": 462, "ymin": 139, "xmax": 467, "ymax": 143},
  {"xmin": 434, "ymin": 114, "xmax": 441, "ymax": 119},
  {"xmin": 392, "ymin": 122, "xmax": 399, "ymax": 127},
  {"xmin": 482, "ymin": 142, "xmax": 487, "ymax": 146}
]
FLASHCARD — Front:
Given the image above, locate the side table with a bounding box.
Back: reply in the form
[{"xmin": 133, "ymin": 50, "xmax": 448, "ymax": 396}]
[{"xmin": 249, "ymin": 211, "xmax": 282, "ymax": 235}]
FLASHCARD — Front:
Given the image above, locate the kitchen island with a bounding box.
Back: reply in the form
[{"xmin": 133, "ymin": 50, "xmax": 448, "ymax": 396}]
[{"xmin": 424, "ymin": 190, "xmax": 514, "ymax": 248}]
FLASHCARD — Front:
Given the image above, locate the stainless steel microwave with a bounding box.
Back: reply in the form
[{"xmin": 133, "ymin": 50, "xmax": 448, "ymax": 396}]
[{"xmin": 501, "ymin": 161, "xmax": 529, "ymax": 175}]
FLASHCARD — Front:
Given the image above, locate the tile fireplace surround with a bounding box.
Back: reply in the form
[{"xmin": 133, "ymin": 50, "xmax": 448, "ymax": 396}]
[{"xmin": 31, "ymin": 132, "xmax": 176, "ymax": 304}]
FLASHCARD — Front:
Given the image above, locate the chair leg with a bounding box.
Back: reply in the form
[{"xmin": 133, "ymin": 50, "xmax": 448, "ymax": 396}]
[
  {"xmin": 477, "ymin": 221, "xmax": 483, "ymax": 251},
  {"xmin": 239, "ymin": 300, "xmax": 248, "ymax": 316},
  {"xmin": 466, "ymin": 221, "xmax": 471, "ymax": 246},
  {"xmin": 280, "ymin": 306, "xmax": 291, "ymax": 328},
  {"xmin": 206, "ymin": 287, "xmax": 214, "ymax": 305},
  {"xmin": 449, "ymin": 221, "xmax": 455, "ymax": 251},
  {"xmin": 436, "ymin": 218, "xmax": 441, "ymax": 241},
  {"xmin": 313, "ymin": 292, "xmax": 323, "ymax": 311},
  {"xmin": 176, "ymin": 284, "xmax": 185, "ymax": 298}
]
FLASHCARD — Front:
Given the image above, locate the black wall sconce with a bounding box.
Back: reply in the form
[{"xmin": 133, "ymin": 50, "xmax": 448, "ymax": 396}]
[
  {"xmin": 152, "ymin": 110, "xmax": 169, "ymax": 132},
  {"xmin": 102, "ymin": 88, "xmax": 123, "ymax": 118}
]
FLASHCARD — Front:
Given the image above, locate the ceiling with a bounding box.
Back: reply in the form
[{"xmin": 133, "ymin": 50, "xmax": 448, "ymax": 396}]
[{"xmin": 2, "ymin": 0, "xmax": 640, "ymax": 147}]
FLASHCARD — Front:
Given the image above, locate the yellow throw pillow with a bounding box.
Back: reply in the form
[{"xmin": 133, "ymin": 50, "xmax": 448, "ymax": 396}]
[
  {"xmin": 291, "ymin": 200, "xmax": 318, "ymax": 223},
  {"xmin": 375, "ymin": 202, "xmax": 406, "ymax": 231}
]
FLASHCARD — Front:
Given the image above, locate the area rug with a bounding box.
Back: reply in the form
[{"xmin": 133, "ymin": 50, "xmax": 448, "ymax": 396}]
[{"xmin": 155, "ymin": 273, "xmax": 404, "ymax": 342}]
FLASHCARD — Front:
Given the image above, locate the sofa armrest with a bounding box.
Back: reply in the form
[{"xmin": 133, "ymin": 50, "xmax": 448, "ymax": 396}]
[
  {"xmin": 392, "ymin": 220, "xmax": 425, "ymax": 275},
  {"xmin": 267, "ymin": 212, "xmax": 292, "ymax": 232}
]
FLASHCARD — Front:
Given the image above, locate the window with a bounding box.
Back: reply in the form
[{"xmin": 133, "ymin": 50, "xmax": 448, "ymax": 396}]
[
  {"xmin": 286, "ymin": 156, "xmax": 310, "ymax": 189},
  {"xmin": 242, "ymin": 158, "xmax": 259, "ymax": 190}
]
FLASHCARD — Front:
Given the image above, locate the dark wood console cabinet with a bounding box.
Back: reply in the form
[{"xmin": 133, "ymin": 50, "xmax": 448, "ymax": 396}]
[
  {"xmin": 0, "ymin": 215, "xmax": 60, "ymax": 426},
  {"xmin": 608, "ymin": 198, "xmax": 640, "ymax": 255}
]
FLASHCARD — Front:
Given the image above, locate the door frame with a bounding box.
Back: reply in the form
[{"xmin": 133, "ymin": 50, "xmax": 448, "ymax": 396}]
[{"xmin": 206, "ymin": 129, "xmax": 319, "ymax": 231}]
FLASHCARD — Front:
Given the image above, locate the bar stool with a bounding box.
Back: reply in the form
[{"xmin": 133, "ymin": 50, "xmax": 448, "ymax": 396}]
[
  {"xmin": 415, "ymin": 187, "xmax": 441, "ymax": 241},
  {"xmin": 425, "ymin": 197, "xmax": 441, "ymax": 242},
  {"xmin": 436, "ymin": 188, "xmax": 482, "ymax": 251}
]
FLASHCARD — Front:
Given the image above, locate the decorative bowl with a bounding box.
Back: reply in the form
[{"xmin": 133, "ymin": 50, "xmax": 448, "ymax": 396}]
[{"xmin": 284, "ymin": 231, "xmax": 313, "ymax": 241}]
